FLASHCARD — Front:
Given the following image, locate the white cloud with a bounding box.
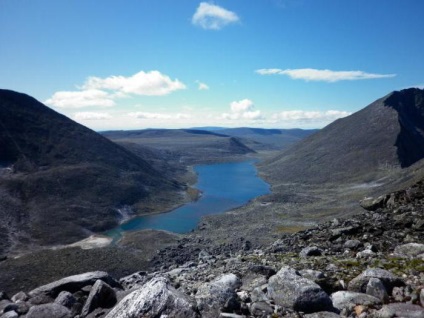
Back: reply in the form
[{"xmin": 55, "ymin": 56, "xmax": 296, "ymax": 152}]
[
  {"xmin": 74, "ymin": 112, "xmax": 112, "ymax": 120},
  {"xmin": 272, "ymin": 110, "xmax": 351, "ymax": 122},
  {"xmin": 45, "ymin": 89, "xmax": 115, "ymax": 108},
  {"xmin": 83, "ymin": 70, "xmax": 186, "ymax": 96},
  {"xmin": 256, "ymin": 68, "xmax": 396, "ymax": 82},
  {"xmin": 128, "ymin": 112, "xmax": 191, "ymax": 120},
  {"xmin": 197, "ymin": 81, "xmax": 210, "ymax": 90},
  {"xmin": 222, "ymin": 99, "xmax": 262, "ymax": 120},
  {"xmin": 192, "ymin": 2, "xmax": 240, "ymax": 30},
  {"xmin": 45, "ymin": 70, "xmax": 186, "ymax": 109}
]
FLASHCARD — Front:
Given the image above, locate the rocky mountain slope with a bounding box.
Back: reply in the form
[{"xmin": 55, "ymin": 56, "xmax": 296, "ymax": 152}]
[
  {"xmin": 1, "ymin": 174, "xmax": 423, "ymax": 317},
  {"xmin": 0, "ymin": 89, "xmax": 182, "ymax": 256},
  {"xmin": 262, "ymin": 88, "xmax": 424, "ymax": 184}
]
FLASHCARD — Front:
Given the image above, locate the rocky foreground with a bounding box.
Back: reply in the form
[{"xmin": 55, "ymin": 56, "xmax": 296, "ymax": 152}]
[{"xmin": 1, "ymin": 181, "xmax": 424, "ymax": 318}]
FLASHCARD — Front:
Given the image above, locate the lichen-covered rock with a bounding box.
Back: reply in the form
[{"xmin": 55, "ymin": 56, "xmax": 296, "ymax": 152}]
[
  {"xmin": 267, "ymin": 266, "xmax": 333, "ymax": 313},
  {"xmin": 348, "ymin": 268, "xmax": 404, "ymax": 293},
  {"xmin": 105, "ymin": 276, "xmax": 198, "ymax": 318},
  {"xmin": 196, "ymin": 273, "xmax": 241, "ymax": 317}
]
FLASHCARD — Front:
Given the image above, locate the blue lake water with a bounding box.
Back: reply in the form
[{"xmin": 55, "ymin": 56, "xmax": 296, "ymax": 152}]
[{"xmin": 106, "ymin": 160, "xmax": 270, "ymax": 238}]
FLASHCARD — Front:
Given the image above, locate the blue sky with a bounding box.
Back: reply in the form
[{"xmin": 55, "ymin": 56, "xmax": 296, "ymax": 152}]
[{"xmin": 1, "ymin": 0, "xmax": 423, "ymax": 130}]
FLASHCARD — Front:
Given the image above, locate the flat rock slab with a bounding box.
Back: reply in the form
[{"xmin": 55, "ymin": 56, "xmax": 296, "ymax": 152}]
[
  {"xmin": 29, "ymin": 271, "xmax": 119, "ymax": 299},
  {"xmin": 267, "ymin": 266, "xmax": 333, "ymax": 313},
  {"xmin": 105, "ymin": 276, "xmax": 198, "ymax": 318}
]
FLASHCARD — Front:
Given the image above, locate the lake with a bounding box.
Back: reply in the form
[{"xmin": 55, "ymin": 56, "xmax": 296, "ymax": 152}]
[{"xmin": 106, "ymin": 160, "xmax": 270, "ymax": 238}]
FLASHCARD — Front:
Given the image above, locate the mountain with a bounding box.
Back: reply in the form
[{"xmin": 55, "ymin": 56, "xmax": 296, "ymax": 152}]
[
  {"xmin": 261, "ymin": 88, "xmax": 424, "ymax": 184},
  {"xmin": 102, "ymin": 129, "xmax": 255, "ymax": 164},
  {"xmin": 218, "ymin": 127, "xmax": 319, "ymax": 151},
  {"xmin": 0, "ymin": 89, "xmax": 182, "ymax": 255}
]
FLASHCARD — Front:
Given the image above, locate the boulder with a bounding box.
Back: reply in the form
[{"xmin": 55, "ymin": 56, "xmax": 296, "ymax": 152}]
[
  {"xmin": 196, "ymin": 273, "xmax": 241, "ymax": 317},
  {"xmin": 29, "ymin": 271, "xmax": 119, "ymax": 299},
  {"xmin": 360, "ymin": 196, "xmax": 387, "ymax": 211},
  {"xmin": 300, "ymin": 246, "xmax": 323, "ymax": 257},
  {"xmin": 54, "ymin": 291, "xmax": 76, "ymax": 309},
  {"xmin": 366, "ymin": 278, "xmax": 389, "ymax": 303},
  {"xmin": 394, "ymin": 243, "xmax": 424, "ymax": 259},
  {"xmin": 1, "ymin": 311, "xmax": 19, "ymax": 318},
  {"xmin": 344, "ymin": 239, "xmax": 363, "ymax": 250},
  {"xmin": 267, "ymin": 266, "xmax": 333, "ymax": 313},
  {"xmin": 250, "ymin": 301, "xmax": 274, "ymax": 316},
  {"xmin": 348, "ymin": 268, "xmax": 403, "ymax": 293},
  {"xmin": 375, "ymin": 303, "xmax": 424, "ymax": 318},
  {"xmin": 26, "ymin": 303, "xmax": 71, "ymax": 318},
  {"xmin": 105, "ymin": 276, "xmax": 198, "ymax": 318},
  {"xmin": 81, "ymin": 280, "xmax": 117, "ymax": 317},
  {"xmin": 11, "ymin": 291, "xmax": 28, "ymax": 302},
  {"xmin": 330, "ymin": 291, "xmax": 381, "ymax": 311}
]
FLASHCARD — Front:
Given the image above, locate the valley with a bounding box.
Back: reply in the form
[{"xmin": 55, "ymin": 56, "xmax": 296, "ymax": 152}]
[{"xmin": 1, "ymin": 88, "xmax": 424, "ymax": 317}]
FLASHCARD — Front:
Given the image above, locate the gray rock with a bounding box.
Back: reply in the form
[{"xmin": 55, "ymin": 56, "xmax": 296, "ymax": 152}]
[
  {"xmin": 344, "ymin": 239, "xmax": 363, "ymax": 250},
  {"xmin": 196, "ymin": 273, "xmax": 241, "ymax": 317},
  {"xmin": 304, "ymin": 312, "xmax": 341, "ymax": 318},
  {"xmin": 360, "ymin": 195, "xmax": 387, "ymax": 211},
  {"xmin": 1, "ymin": 311, "xmax": 19, "ymax": 318},
  {"xmin": 54, "ymin": 291, "xmax": 76, "ymax": 309},
  {"xmin": 366, "ymin": 278, "xmax": 388, "ymax": 303},
  {"xmin": 119, "ymin": 271, "xmax": 148, "ymax": 291},
  {"xmin": 81, "ymin": 280, "xmax": 117, "ymax": 317},
  {"xmin": 375, "ymin": 303, "xmax": 424, "ymax": 318},
  {"xmin": 199, "ymin": 250, "xmax": 215, "ymax": 264},
  {"xmin": 26, "ymin": 303, "xmax": 71, "ymax": 318},
  {"xmin": 11, "ymin": 291, "xmax": 28, "ymax": 302},
  {"xmin": 299, "ymin": 269, "xmax": 325, "ymax": 282},
  {"xmin": 300, "ymin": 246, "xmax": 323, "ymax": 257},
  {"xmin": 394, "ymin": 243, "xmax": 424, "ymax": 259},
  {"xmin": 330, "ymin": 291, "xmax": 381, "ymax": 311},
  {"xmin": 250, "ymin": 301, "xmax": 274, "ymax": 315},
  {"xmin": 250, "ymin": 287, "xmax": 269, "ymax": 303},
  {"xmin": 4, "ymin": 301, "xmax": 29, "ymax": 315},
  {"xmin": 29, "ymin": 271, "xmax": 119, "ymax": 299},
  {"xmin": 267, "ymin": 266, "xmax": 333, "ymax": 313},
  {"xmin": 420, "ymin": 288, "xmax": 424, "ymax": 307},
  {"xmin": 348, "ymin": 268, "xmax": 403, "ymax": 293},
  {"xmin": 0, "ymin": 300, "xmax": 12, "ymax": 313},
  {"xmin": 105, "ymin": 276, "xmax": 198, "ymax": 318}
]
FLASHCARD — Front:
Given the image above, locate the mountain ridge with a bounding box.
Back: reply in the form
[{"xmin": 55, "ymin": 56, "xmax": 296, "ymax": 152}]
[
  {"xmin": 0, "ymin": 89, "xmax": 183, "ymax": 255},
  {"xmin": 261, "ymin": 88, "xmax": 424, "ymax": 184}
]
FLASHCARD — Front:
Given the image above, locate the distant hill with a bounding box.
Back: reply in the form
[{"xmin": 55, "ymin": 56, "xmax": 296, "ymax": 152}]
[
  {"xmin": 0, "ymin": 90, "xmax": 182, "ymax": 255},
  {"xmin": 218, "ymin": 127, "xmax": 319, "ymax": 151},
  {"xmin": 261, "ymin": 88, "xmax": 424, "ymax": 184},
  {"xmin": 102, "ymin": 129, "xmax": 255, "ymax": 164}
]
